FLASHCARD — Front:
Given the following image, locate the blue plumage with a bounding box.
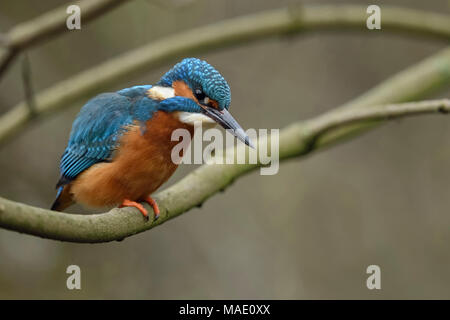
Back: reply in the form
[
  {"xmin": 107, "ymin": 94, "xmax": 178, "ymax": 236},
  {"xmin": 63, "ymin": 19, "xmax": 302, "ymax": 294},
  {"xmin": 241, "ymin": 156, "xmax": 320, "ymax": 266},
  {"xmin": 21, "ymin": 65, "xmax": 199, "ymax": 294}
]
[
  {"xmin": 52, "ymin": 57, "xmax": 252, "ymax": 216},
  {"xmin": 158, "ymin": 58, "xmax": 231, "ymax": 110},
  {"xmin": 56, "ymin": 58, "xmax": 234, "ymax": 189},
  {"xmin": 57, "ymin": 86, "xmax": 158, "ymax": 187}
]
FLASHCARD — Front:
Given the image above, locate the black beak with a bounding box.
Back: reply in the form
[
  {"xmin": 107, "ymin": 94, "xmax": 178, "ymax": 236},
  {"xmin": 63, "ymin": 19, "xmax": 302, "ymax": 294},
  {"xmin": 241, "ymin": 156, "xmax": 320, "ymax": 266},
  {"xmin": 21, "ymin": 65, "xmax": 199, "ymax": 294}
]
[{"xmin": 201, "ymin": 107, "xmax": 254, "ymax": 148}]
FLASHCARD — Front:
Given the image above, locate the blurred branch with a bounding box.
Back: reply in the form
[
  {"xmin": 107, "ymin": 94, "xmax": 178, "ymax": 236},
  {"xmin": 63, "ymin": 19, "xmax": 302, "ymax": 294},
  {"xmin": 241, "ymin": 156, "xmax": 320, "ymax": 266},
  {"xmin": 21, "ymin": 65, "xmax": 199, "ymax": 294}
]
[
  {"xmin": 0, "ymin": 48, "xmax": 16, "ymax": 77},
  {"xmin": 0, "ymin": 98, "xmax": 448, "ymax": 242},
  {"xmin": 21, "ymin": 54, "xmax": 37, "ymax": 116},
  {"xmin": 146, "ymin": 0, "xmax": 197, "ymax": 10},
  {"xmin": 0, "ymin": 0, "xmax": 132, "ymax": 78},
  {"xmin": 0, "ymin": 4, "xmax": 449, "ymax": 145},
  {"xmin": 302, "ymin": 100, "xmax": 450, "ymax": 152}
]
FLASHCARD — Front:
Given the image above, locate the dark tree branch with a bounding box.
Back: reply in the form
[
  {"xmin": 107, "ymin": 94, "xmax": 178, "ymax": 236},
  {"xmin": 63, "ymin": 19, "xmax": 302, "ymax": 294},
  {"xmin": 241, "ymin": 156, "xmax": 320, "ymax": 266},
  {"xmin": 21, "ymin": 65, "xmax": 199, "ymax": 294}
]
[{"xmin": 0, "ymin": 0, "xmax": 132, "ymax": 79}]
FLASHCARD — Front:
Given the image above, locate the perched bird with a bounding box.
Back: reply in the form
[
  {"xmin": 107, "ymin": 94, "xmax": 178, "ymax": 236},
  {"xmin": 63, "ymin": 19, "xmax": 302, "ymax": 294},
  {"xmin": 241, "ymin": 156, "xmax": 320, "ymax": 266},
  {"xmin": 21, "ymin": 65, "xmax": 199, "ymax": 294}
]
[{"xmin": 51, "ymin": 58, "xmax": 252, "ymax": 220}]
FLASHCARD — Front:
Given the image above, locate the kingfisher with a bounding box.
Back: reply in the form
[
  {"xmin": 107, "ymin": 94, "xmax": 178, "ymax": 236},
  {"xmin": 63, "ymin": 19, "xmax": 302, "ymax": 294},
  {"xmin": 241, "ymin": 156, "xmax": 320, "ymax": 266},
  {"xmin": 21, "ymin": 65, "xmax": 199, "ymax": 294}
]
[{"xmin": 51, "ymin": 58, "xmax": 252, "ymax": 220}]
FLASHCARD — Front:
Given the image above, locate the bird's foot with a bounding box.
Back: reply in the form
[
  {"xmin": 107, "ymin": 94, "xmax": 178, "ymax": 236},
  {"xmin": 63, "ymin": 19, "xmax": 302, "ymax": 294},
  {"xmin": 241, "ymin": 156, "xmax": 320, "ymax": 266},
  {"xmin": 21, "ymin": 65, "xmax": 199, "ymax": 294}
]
[
  {"xmin": 119, "ymin": 199, "xmax": 149, "ymax": 221},
  {"xmin": 143, "ymin": 196, "xmax": 160, "ymax": 220}
]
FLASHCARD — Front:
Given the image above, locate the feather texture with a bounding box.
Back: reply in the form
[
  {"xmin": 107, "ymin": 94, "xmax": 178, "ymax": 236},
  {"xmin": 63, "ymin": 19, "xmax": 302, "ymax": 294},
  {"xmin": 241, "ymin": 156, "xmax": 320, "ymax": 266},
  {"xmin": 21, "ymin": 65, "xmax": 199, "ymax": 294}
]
[
  {"xmin": 52, "ymin": 58, "xmax": 234, "ymax": 213},
  {"xmin": 56, "ymin": 85, "xmax": 157, "ymax": 187}
]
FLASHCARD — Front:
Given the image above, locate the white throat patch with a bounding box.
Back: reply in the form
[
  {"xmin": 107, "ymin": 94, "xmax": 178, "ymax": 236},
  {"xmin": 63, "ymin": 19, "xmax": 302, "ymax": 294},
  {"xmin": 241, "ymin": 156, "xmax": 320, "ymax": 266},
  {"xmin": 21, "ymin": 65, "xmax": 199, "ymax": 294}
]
[
  {"xmin": 176, "ymin": 112, "xmax": 216, "ymax": 126},
  {"xmin": 147, "ymin": 86, "xmax": 175, "ymax": 100},
  {"xmin": 147, "ymin": 86, "xmax": 216, "ymax": 126}
]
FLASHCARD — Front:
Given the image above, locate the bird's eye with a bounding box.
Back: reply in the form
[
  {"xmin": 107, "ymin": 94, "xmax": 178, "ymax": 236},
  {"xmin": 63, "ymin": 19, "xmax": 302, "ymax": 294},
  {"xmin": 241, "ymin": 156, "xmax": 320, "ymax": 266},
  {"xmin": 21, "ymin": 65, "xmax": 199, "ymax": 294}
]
[{"xmin": 194, "ymin": 88, "xmax": 206, "ymax": 102}]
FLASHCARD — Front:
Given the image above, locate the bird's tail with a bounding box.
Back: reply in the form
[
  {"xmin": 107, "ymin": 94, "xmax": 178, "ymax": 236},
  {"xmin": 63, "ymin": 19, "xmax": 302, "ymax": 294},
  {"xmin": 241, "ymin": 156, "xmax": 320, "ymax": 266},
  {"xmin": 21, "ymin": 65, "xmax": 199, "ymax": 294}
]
[{"xmin": 51, "ymin": 185, "xmax": 74, "ymax": 211}]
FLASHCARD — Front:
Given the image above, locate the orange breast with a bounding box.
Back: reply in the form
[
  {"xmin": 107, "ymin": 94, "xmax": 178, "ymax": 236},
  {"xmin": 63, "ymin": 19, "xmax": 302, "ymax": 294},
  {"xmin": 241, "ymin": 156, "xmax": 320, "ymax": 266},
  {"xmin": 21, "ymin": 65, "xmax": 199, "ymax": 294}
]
[{"xmin": 70, "ymin": 111, "xmax": 194, "ymax": 208}]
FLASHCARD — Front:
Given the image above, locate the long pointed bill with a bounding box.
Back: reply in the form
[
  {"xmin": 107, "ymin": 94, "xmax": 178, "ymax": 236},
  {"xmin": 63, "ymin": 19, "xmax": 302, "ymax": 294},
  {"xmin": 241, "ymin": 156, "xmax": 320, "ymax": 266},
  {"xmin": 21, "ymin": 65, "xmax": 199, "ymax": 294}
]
[{"xmin": 201, "ymin": 107, "xmax": 254, "ymax": 148}]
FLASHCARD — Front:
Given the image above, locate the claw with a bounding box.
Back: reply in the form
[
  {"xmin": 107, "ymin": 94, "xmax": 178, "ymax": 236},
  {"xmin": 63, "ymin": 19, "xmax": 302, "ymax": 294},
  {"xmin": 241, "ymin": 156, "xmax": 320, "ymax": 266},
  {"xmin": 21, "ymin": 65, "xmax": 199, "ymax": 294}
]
[
  {"xmin": 144, "ymin": 196, "xmax": 160, "ymax": 220},
  {"xmin": 120, "ymin": 199, "xmax": 148, "ymax": 221}
]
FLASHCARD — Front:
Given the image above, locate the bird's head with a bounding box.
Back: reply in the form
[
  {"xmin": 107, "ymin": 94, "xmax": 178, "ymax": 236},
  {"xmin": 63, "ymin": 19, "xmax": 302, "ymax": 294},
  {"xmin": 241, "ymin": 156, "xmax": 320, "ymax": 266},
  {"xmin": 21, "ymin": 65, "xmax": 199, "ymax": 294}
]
[{"xmin": 148, "ymin": 58, "xmax": 253, "ymax": 148}]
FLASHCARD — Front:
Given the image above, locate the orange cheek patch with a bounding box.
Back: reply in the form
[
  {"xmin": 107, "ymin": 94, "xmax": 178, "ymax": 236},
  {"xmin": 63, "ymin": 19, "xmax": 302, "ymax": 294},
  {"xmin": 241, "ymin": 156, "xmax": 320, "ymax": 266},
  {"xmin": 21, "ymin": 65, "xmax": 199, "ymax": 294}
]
[
  {"xmin": 172, "ymin": 80, "xmax": 198, "ymax": 103},
  {"xmin": 209, "ymin": 99, "xmax": 219, "ymax": 109},
  {"xmin": 172, "ymin": 80, "xmax": 220, "ymax": 109}
]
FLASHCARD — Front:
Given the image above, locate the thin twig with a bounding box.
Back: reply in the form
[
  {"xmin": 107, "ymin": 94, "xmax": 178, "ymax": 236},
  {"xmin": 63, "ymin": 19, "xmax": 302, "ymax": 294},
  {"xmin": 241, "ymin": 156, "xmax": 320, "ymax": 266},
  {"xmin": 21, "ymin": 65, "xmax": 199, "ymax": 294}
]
[
  {"xmin": 302, "ymin": 100, "xmax": 450, "ymax": 152},
  {"xmin": 21, "ymin": 53, "xmax": 37, "ymax": 116},
  {"xmin": 0, "ymin": 0, "xmax": 132, "ymax": 79},
  {"xmin": 0, "ymin": 49, "xmax": 17, "ymax": 77}
]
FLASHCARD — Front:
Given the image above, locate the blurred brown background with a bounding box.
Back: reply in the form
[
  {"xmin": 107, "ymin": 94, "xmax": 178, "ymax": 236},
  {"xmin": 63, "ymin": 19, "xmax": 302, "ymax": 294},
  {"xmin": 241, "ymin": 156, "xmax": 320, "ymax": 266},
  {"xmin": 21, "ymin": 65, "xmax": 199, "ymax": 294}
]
[{"xmin": 0, "ymin": 0, "xmax": 449, "ymax": 299}]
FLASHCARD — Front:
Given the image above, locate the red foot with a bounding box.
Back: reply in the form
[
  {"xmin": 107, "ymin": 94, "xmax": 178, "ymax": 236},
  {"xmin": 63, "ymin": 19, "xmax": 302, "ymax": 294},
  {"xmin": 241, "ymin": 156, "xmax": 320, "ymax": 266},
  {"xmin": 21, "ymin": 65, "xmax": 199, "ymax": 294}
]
[
  {"xmin": 144, "ymin": 196, "xmax": 160, "ymax": 220},
  {"xmin": 120, "ymin": 199, "xmax": 148, "ymax": 220}
]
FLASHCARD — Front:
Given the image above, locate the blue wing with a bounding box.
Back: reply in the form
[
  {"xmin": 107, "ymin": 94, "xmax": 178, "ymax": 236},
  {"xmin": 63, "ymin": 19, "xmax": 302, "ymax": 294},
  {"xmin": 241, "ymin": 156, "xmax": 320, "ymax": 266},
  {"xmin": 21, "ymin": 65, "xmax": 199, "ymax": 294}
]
[{"xmin": 56, "ymin": 85, "xmax": 154, "ymax": 188}]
